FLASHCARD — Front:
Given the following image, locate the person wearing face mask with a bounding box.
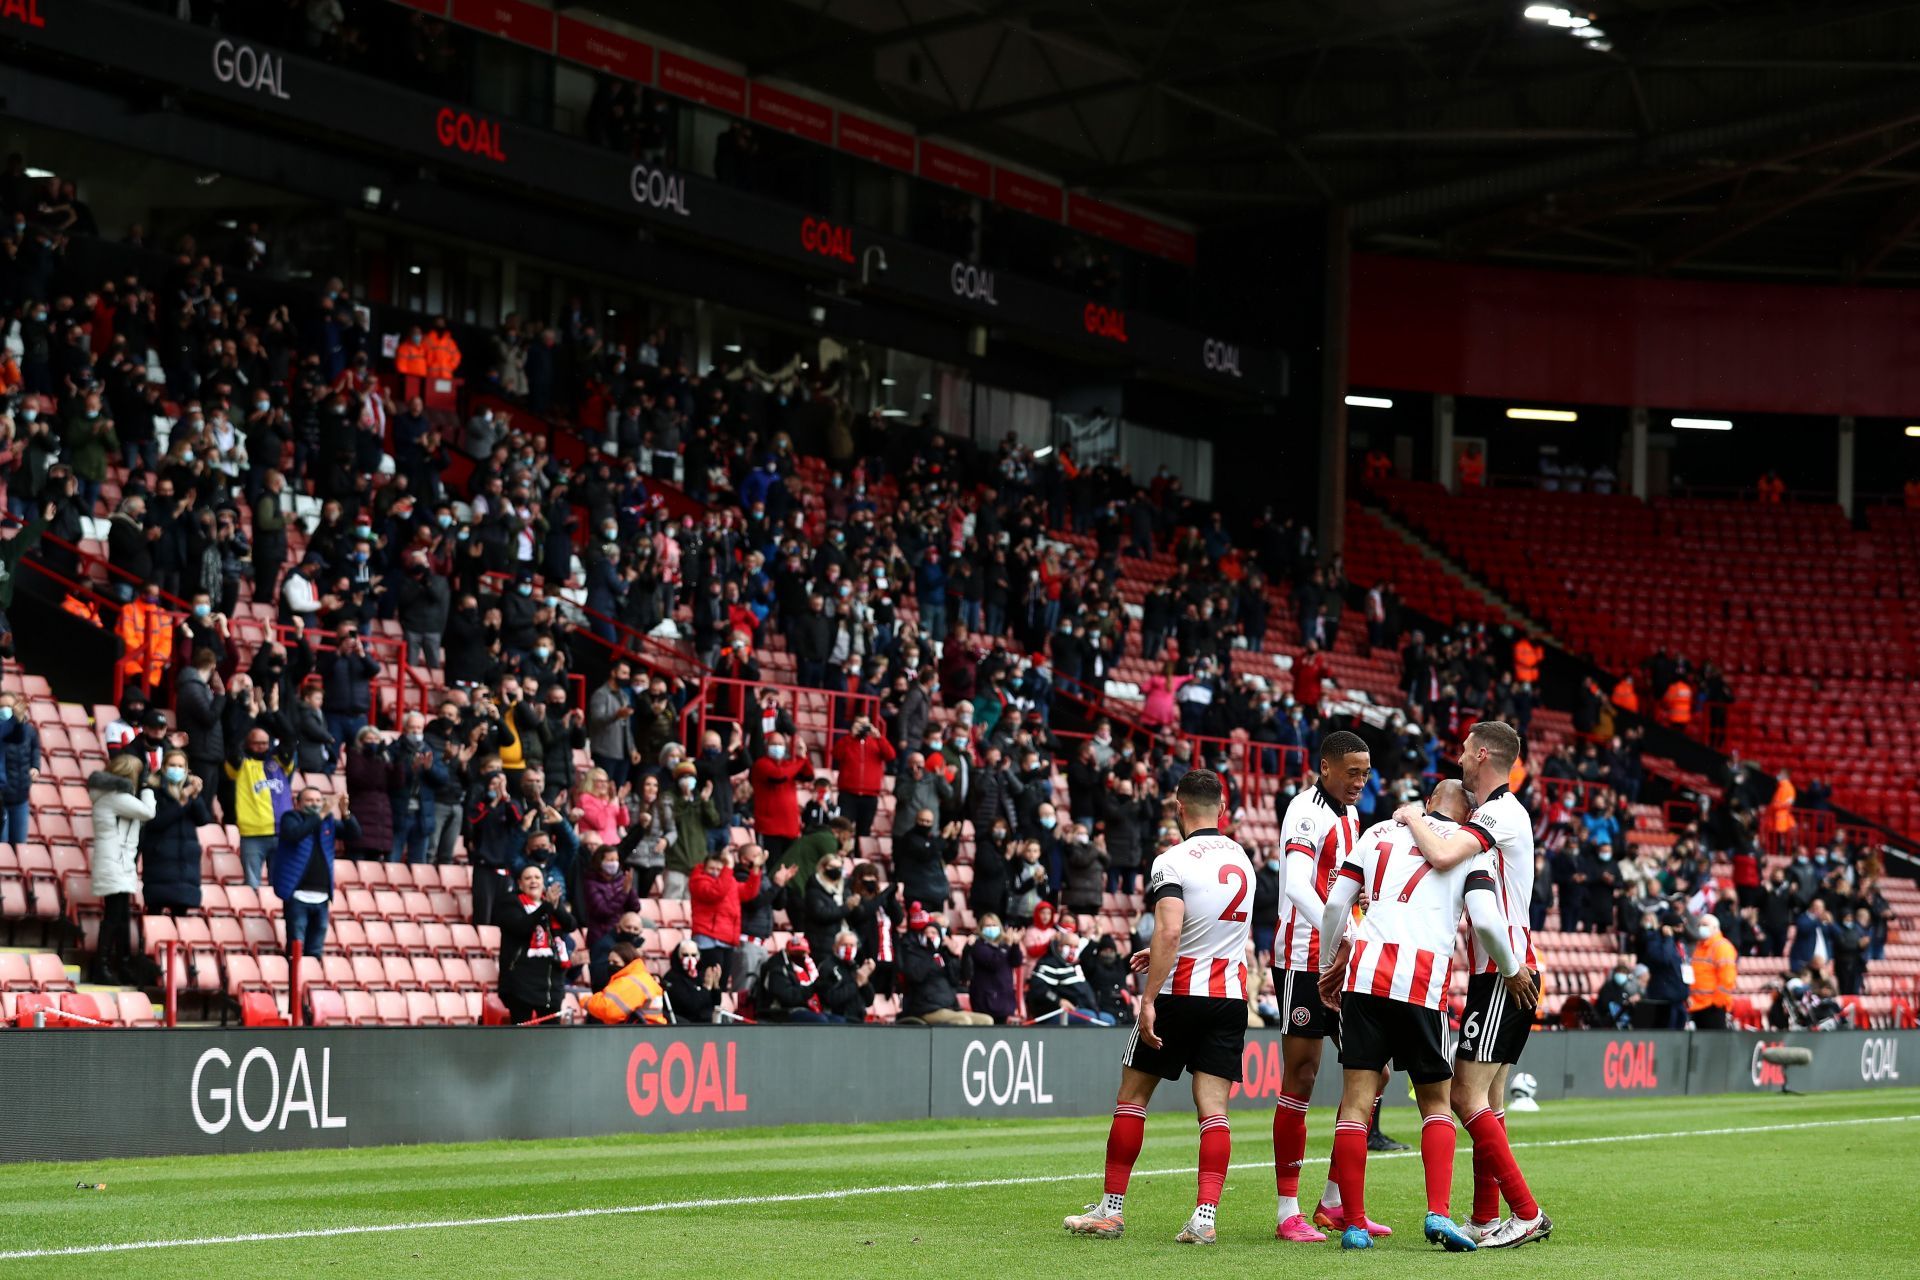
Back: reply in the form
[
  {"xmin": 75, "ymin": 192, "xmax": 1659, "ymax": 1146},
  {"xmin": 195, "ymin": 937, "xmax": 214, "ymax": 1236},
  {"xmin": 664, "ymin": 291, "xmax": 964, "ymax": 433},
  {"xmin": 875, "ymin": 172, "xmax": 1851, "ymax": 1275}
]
[
  {"xmin": 273, "ymin": 787, "xmax": 359, "ymax": 962},
  {"xmin": 386, "ymin": 712, "xmax": 449, "ymax": 865},
  {"xmin": 797, "ymin": 847, "xmax": 858, "ymax": 961},
  {"xmin": 1253, "ymin": 844, "xmax": 1284, "ymax": 961},
  {"xmin": 580, "ymin": 839, "xmax": 642, "ymax": 953},
  {"xmin": 496, "ymin": 863, "xmax": 576, "ymax": 1025},
  {"xmin": 890, "ymin": 750, "xmax": 954, "ymax": 839},
  {"xmin": 756, "ymin": 936, "xmax": 843, "ymax": 1023},
  {"xmin": 663, "ymin": 940, "xmax": 724, "ymax": 1024},
  {"xmin": 689, "ymin": 845, "xmax": 763, "ymax": 984},
  {"xmin": 893, "ymin": 806, "xmax": 957, "ymax": 915},
  {"xmin": 970, "ymin": 819, "xmax": 1015, "ymax": 921},
  {"xmin": 820, "ymin": 930, "xmax": 877, "ymax": 1022},
  {"xmin": 964, "ymin": 913, "xmax": 1024, "ymax": 1024},
  {"xmin": 662, "ymin": 761, "xmax": 716, "ymax": 900},
  {"xmin": 395, "ymin": 552, "xmax": 451, "ymax": 669},
  {"xmin": 0, "ymin": 691, "xmax": 39, "ymax": 845},
  {"xmin": 748, "ymin": 731, "xmax": 808, "ymax": 861},
  {"xmin": 139, "ymin": 749, "xmax": 211, "ymax": 919},
  {"xmin": 899, "ymin": 902, "xmax": 992, "ymax": 1026}
]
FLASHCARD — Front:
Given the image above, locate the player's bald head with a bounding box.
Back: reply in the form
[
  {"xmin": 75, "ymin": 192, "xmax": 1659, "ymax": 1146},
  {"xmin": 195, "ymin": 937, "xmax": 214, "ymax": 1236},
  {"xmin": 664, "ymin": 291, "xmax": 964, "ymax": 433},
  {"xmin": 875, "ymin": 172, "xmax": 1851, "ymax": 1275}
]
[{"xmin": 1426, "ymin": 778, "xmax": 1472, "ymax": 823}]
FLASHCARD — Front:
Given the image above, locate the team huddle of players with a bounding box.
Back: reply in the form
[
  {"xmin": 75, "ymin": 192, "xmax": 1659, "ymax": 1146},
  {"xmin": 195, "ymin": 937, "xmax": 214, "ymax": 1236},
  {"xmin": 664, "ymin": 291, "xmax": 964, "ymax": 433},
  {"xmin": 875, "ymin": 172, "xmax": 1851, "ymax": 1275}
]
[{"xmin": 1063, "ymin": 722, "xmax": 1553, "ymax": 1251}]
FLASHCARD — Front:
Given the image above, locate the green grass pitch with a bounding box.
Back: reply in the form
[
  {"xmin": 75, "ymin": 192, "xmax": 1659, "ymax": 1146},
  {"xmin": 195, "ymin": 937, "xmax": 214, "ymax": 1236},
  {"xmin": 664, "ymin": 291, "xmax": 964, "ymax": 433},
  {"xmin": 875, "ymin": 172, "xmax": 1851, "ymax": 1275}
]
[{"xmin": 1, "ymin": 1088, "xmax": 1916, "ymax": 1278}]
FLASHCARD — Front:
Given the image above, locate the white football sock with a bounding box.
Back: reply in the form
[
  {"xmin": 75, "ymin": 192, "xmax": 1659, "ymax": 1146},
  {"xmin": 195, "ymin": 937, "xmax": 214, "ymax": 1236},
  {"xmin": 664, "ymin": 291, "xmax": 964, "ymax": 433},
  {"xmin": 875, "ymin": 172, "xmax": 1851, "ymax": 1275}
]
[
  {"xmin": 1099, "ymin": 1192, "xmax": 1125, "ymax": 1217},
  {"xmin": 1277, "ymin": 1195, "xmax": 1300, "ymax": 1221},
  {"xmin": 1194, "ymin": 1202, "xmax": 1217, "ymax": 1228},
  {"xmin": 1321, "ymin": 1179, "xmax": 1342, "ymax": 1209}
]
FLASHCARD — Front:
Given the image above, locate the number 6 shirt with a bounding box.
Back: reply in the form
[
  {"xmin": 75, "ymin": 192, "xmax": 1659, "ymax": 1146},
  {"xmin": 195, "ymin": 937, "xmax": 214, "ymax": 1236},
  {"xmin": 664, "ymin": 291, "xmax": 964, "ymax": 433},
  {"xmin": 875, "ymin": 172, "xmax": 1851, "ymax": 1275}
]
[{"xmin": 1144, "ymin": 826, "xmax": 1256, "ymax": 1000}]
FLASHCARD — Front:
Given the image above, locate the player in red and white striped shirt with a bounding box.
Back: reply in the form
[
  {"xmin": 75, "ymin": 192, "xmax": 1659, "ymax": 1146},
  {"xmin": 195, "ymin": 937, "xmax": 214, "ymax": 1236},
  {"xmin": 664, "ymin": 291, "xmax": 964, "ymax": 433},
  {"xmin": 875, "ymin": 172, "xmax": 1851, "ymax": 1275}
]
[
  {"xmin": 1315, "ymin": 779, "xmax": 1525, "ymax": 1252},
  {"xmin": 1064, "ymin": 771, "xmax": 1254, "ymax": 1246},
  {"xmin": 1392, "ymin": 720, "xmax": 1550, "ymax": 1249}
]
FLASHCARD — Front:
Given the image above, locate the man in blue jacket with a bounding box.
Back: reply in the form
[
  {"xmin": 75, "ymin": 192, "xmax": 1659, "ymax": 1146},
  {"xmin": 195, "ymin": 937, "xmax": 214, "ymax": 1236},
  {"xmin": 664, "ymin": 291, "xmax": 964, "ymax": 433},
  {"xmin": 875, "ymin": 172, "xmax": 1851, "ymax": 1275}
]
[{"xmin": 274, "ymin": 787, "xmax": 361, "ymax": 960}]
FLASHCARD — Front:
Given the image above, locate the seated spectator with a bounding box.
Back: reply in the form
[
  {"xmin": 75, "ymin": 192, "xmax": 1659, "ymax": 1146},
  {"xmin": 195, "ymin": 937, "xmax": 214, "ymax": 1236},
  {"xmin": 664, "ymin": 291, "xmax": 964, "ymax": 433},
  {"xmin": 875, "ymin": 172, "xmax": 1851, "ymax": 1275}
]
[
  {"xmin": 964, "ymin": 914, "xmax": 1023, "ymax": 1024},
  {"xmin": 88, "ymin": 753, "xmax": 155, "ymax": 983},
  {"xmin": 588, "ymin": 910, "xmax": 647, "ymax": 991},
  {"xmin": 822, "ymin": 930, "xmax": 876, "ymax": 1022},
  {"xmin": 1595, "ymin": 957, "xmax": 1642, "ymax": 1029},
  {"xmin": 496, "ymin": 863, "xmax": 576, "ymax": 1024},
  {"xmin": 1083, "ymin": 933, "xmax": 1133, "ymax": 1024},
  {"xmin": 583, "ymin": 941, "xmax": 668, "ymax": 1026},
  {"xmin": 343, "ymin": 726, "xmax": 395, "ymax": 859},
  {"xmin": 141, "ymin": 749, "xmax": 211, "ymax": 918},
  {"xmin": 665, "ymin": 938, "xmax": 724, "ymax": 1024},
  {"xmin": 898, "ymin": 903, "xmax": 991, "ymax": 1026},
  {"xmin": 757, "ymin": 936, "xmax": 842, "ymax": 1023},
  {"xmin": 1025, "ymin": 929, "xmax": 1113, "ymax": 1026},
  {"xmin": 273, "ymin": 786, "xmax": 359, "ymax": 961}
]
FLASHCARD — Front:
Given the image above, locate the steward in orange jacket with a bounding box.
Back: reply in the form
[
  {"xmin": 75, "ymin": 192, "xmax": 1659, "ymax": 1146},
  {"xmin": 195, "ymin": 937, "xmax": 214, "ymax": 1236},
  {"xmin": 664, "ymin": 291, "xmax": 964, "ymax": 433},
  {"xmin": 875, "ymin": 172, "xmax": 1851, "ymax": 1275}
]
[
  {"xmin": 1513, "ymin": 637, "xmax": 1543, "ymax": 685},
  {"xmin": 584, "ymin": 947, "xmax": 669, "ymax": 1025},
  {"xmin": 1659, "ymin": 677, "xmax": 1694, "ymax": 728},
  {"xmin": 422, "ymin": 317, "xmax": 461, "ymax": 380},
  {"xmin": 116, "ymin": 593, "xmax": 173, "ymax": 690},
  {"xmin": 1611, "ymin": 675, "xmax": 1639, "ymax": 714},
  {"xmin": 393, "ymin": 326, "xmax": 429, "ymax": 378}
]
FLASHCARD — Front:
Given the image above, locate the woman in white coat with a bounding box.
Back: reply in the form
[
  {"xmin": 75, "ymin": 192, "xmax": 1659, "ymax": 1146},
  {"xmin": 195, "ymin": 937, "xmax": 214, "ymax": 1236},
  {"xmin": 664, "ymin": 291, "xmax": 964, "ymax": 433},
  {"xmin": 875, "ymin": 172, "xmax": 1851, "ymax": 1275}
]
[{"xmin": 89, "ymin": 752, "xmax": 156, "ymax": 982}]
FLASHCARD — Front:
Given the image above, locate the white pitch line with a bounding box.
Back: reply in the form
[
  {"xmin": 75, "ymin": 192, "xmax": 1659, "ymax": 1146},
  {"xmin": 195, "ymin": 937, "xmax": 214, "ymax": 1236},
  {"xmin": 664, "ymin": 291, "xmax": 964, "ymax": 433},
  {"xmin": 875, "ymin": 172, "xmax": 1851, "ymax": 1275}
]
[{"xmin": 3, "ymin": 1111, "xmax": 1913, "ymax": 1261}]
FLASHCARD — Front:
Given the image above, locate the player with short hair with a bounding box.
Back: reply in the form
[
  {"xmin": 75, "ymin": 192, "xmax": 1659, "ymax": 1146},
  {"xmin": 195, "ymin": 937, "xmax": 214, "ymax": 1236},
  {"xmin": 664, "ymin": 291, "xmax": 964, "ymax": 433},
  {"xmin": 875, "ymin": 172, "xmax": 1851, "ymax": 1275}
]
[
  {"xmin": 1269, "ymin": 729, "xmax": 1392, "ymax": 1243},
  {"xmin": 1064, "ymin": 770, "xmax": 1255, "ymax": 1245},
  {"xmin": 1392, "ymin": 719, "xmax": 1551, "ymax": 1249},
  {"xmin": 1316, "ymin": 779, "xmax": 1528, "ymax": 1252}
]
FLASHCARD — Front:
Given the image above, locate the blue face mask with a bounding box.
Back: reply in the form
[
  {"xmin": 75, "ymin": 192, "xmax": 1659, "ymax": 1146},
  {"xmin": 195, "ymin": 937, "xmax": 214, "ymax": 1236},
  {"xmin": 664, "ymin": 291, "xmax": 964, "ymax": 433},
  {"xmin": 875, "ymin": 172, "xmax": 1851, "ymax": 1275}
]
[
  {"xmin": 437, "ymin": 514, "xmax": 452, "ymax": 529},
  {"xmin": 164, "ymin": 765, "xmax": 187, "ymax": 784},
  {"xmin": 354, "ymin": 525, "xmax": 371, "ymax": 539},
  {"xmin": 457, "ymin": 528, "xmax": 469, "ymax": 541},
  {"xmin": 192, "ymin": 603, "xmax": 210, "ymax": 617},
  {"xmin": 0, "ymin": 707, "xmax": 12, "ymax": 722},
  {"xmin": 1038, "ymin": 816, "xmax": 1056, "ymax": 830},
  {"xmin": 517, "ymin": 583, "xmax": 532, "ymax": 596},
  {"xmin": 980, "ymin": 925, "xmax": 1001, "ymax": 941}
]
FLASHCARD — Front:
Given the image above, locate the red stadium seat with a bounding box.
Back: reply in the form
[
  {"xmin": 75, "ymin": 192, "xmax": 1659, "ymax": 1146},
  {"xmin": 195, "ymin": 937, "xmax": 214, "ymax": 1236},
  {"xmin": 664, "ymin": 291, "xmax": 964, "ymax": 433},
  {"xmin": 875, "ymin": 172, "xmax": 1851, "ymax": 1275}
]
[
  {"xmin": 57, "ymin": 992, "xmax": 106, "ymax": 1027},
  {"xmin": 116, "ymin": 990, "xmax": 158, "ymax": 1026},
  {"xmin": 307, "ymin": 988, "xmax": 349, "ymax": 1027},
  {"xmin": 343, "ymin": 990, "xmax": 380, "ymax": 1026},
  {"xmin": 28, "ymin": 952, "xmax": 73, "ymax": 991},
  {"xmin": 239, "ymin": 992, "xmax": 289, "ymax": 1027},
  {"xmin": 404, "ymin": 991, "xmax": 439, "ymax": 1024},
  {"xmin": 373, "ymin": 991, "xmax": 409, "ymax": 1024},
  {"xmin": 433, "ymin": 990, "xmax": 470, "ymax": 1024}
]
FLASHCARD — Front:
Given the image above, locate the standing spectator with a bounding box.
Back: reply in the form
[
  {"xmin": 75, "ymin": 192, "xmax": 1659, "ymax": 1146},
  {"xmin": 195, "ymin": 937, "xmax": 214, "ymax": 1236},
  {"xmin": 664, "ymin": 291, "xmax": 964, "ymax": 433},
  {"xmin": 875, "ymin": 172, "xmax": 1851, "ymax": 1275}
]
[
  {"xmin": 1060, "ymin": 822, "xmax": 1107, "ymax": 917},
  {"xmin": 387, "ymin": 712, "xmax": 444, "ymax": 864},
  {"xmin": 395, "ymin": 555, "xmax": 450, "ymax": 668},
  {"xmin": 1688, "ymin": 913, "xmax": 1738, "ymax": 1030},
  {"xmin": 466, "ymin": 760, "xmax": 524, "ymax": 926},
  {"xmin": 226, "ymin": 721, "xmax": 295, "ymax": 889},
  {"xmin": 175, "ymin": 648, "xmax": 228, "ymax": 796},
  {"xmin": 1834, "ymin": 907, "xmax": 1873, "ymax": 996},
  {"xmin": 891, "ymin": 750, "xmax": 953, "ymax": 836},
  {"xmin": 139, "ymin": 750, "xmax": 210, "ymax": 918},
  {"xmin": 1790, "ymin": 899, "xmax": 1837, "ymax": 971},
  {"xmin": 0, "ymin": 689, "xmax": 40, "ymax": 844},
  {"xmin": 894, "ymin": 808, "xmax": 956, "ymax": 913},
  {"xmin": 965, "ymin": 914, "xmax": 1022, "ymax": 1024},
  {"xmin": 587, "ymin": 660, "xmax": 636, "ymax": 787},
  {"xmin": 898, "ymin": 904, "xmax": 991, "ymax": 1025},
  {"xmin": 749, "ymin": 731, "xmax": 807, "ymax": 860},
  {"xmin": 87, "ymin": 754, "xmax": 154, "ymax": 982},
  {"xmin": 830, "ymin": 713, "xmax": 894, "ymax": 837},
  {"xmin": 252, "ymin": 469, "xmax": 289, "ymax": 603},
  {"xmin": 1635, "ymin": 913, "xmax": 1690, "ymax": 1029},
  {"xmin": 970, "ymin": 819, "xmax": 1014, "ymax": 921},
  {"xmin": 343, "ymin": 727, "xmax": 395, "ymax": 860},
  {"xmin": 274, "ymin": 786, "xmax": 358, "ymax": 960},
  {"xmin": 1099, "ymin": 777, "xmax": 1150, "ymax": 895},
  {"xmin": 495, "ymin": 864, "xmax": 575, "ymax": 1024},
  {"xmin": 663, "ymin": 762, "xmax": 717, "ymax": 900},
  {"xmin": 574, "ymin": 766, "xmax": 628, "ymax": 848},
  {"xmin": 689, "ymin": 845, "xmax": 761, "ymax": 981},
  {"xmin": 289, "ymin": 679, "xmax": 337, "ymax": 775},
  {"xmin": 319, "ymin": 629, "xmax": 380, "ymax": 750}
]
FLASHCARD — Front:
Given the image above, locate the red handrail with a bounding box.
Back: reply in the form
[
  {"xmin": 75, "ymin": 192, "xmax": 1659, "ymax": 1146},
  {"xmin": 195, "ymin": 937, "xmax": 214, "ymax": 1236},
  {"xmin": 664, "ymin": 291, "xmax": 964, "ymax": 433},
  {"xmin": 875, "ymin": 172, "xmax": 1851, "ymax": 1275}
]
[
  {"xmin": 679, "ymin": 675, "xmax": 880, "ymax": 763},
  {"xmin": 479, "ymin": 568, "xmax": 708, "ymax": 682}
]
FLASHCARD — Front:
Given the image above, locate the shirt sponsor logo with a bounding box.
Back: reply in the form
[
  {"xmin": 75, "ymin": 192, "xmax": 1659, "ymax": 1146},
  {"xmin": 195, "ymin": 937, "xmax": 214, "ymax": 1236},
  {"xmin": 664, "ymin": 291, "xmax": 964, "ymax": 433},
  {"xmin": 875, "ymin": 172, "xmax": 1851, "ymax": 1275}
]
[
  {"xmin": 949, "ymin": 262, "xmax": 998, "ymax": 306},
  {"xmin": 960, "ymin": 1039, "xmax": 1054, "ymax": 1106},
  {"xmin": 434, "ymin": 107, "xmax": 507, "ymax": 163},
  {"xmin": 191, "ymin": 1046, "xmax": 346, "ymax": 1134},
  {"xmin": 1083, "ymin": 303, "xmax": 1128, "ymax": 344},
  {"xmin": 1202, "ymin": 338, "xmax": 1242, "ymax": 378},
  {"xmin": 212, "ymin": 39, "xmax": 290, "ymax": 100},
  {"xmin": 800, "ymin": 216, "xmax": 855, "ymax": 264},
  {"xmin": 1601, "ymin": 1038, "xmax": 1658, "ymax": 1090},
  {"xmin": 626, "ymin": 1040, "xmax": 749, "ymax": 1116},
  {"xmin": 629, "ymin": 164, "xmax": 690, "ymax": 217}
]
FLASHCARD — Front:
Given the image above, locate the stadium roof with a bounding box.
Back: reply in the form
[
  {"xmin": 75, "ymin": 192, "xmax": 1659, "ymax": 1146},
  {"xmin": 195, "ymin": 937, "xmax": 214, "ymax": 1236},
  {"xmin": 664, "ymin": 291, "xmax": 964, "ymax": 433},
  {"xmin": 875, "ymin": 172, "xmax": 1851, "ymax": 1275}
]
[{"xmin": 594, "ymin": 0, "xmax": 1920, "ymax": 282}]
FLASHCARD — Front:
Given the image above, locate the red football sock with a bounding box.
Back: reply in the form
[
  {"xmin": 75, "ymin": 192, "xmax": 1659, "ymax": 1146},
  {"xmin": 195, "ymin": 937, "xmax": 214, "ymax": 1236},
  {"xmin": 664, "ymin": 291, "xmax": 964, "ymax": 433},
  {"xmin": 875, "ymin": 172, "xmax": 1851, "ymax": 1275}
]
[
  {"xmin": 1273, "ymin": 1092, "xmax": 1310, "ymax": 1197},
  {"xmin": 1470, "ymin": 1109, "xmax": 1501, "ymax": 1222},
  {"xmin": 1197, "ymin": 1114, "xmax": 1231, "ymax": 1206},
  {"xmin": 1332, "ymin": 1120, "xmax": 1371, "ymax": 1225},
  {"xmin": 1420, "ymin": 1114, "xmax": 1456, "ymax": 1217},
  {"xmin": 1105, "ymin": 1103, "xmax": 1147, "ymax": 1196},
  {"xmin": 1464, "ymin": 1107, "xmax": 1538, "ymax": 1220}
]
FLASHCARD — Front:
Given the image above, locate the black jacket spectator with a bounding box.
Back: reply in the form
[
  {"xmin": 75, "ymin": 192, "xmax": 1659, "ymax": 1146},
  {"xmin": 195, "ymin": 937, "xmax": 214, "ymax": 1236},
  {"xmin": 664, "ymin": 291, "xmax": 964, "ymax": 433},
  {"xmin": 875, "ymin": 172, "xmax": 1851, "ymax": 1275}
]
[
  {"xmin": 320, "ymin": 646, "xmax": 380, "ymax": 718},
  {"xmin": 496, "ymin": 893, "xmax": 575, "ymax": 1016},
  {"xmin": 1027, "ymin": 948, "xmax": 1098, "ymax": 1020},
  {"xmin": 466, "ymin": 785, "xmax": 525, "ymax": 869},
  {"xmin": 893, "ymin": 822, "xmax": 954, "ymax": 912},
  {"xmin": 291, "ymin": 701, "xmax": 336, "ymax": 775},
  {"xmin": 139, "ymin": 786, "xmax": 213, "ymax": 913},
  {"xmin": 175, "ymin": 667, "xmax": 226, "ymax": 776},
  {"xmin": 344, "ymin": 741, "xmax": 396, "ymax": 856},
  {"xmin": 899, "ymin": 934, "xmax": 963, "ymax": 1018},
  {"xmin": 820, "ymin": 955, "xmax": 874, "ymax": 1021},
  {"xmin": 756, "ymin": 950, "xmax": 823, "ymax": 1021},
  {"xmin": 664, "ymin": 960, "xmax": 719, "ymax": 1023},
  {"xmin": 1100, "ymin": 791, "xmax": 1150, "ymax": 870}
]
